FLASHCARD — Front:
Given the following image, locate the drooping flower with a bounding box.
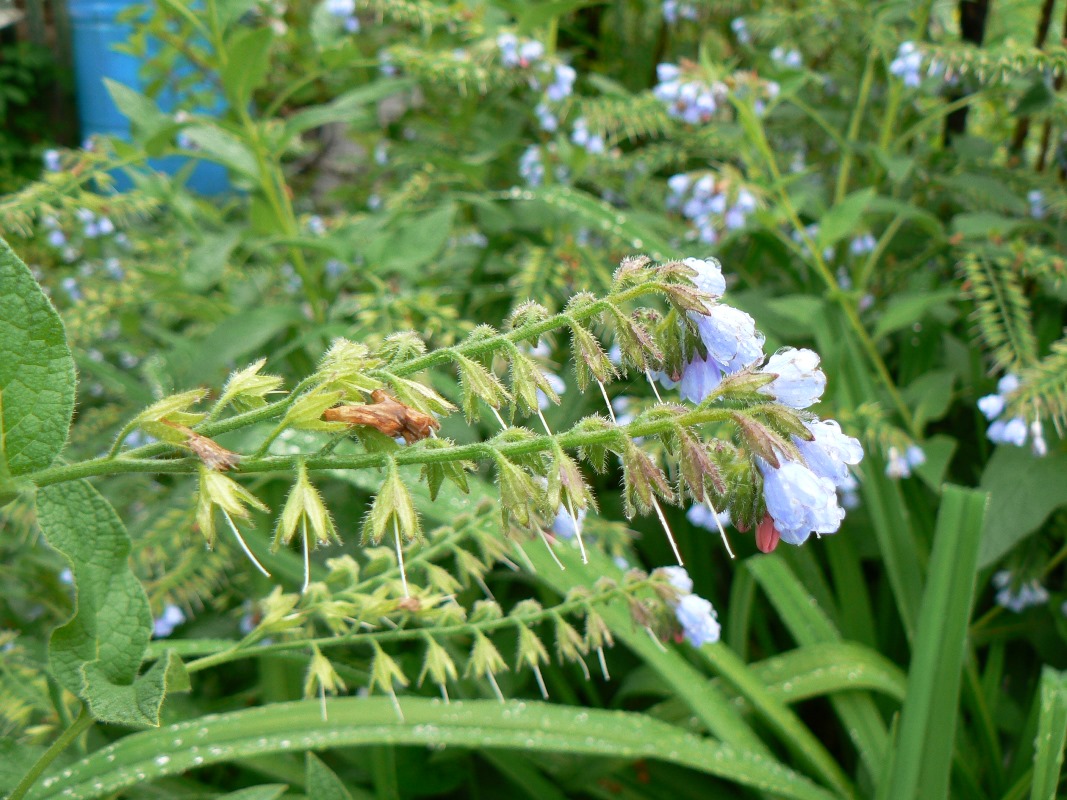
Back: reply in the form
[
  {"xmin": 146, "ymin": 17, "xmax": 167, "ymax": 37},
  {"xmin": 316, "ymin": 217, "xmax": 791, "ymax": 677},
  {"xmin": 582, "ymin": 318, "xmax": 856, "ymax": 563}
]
[
  {"xmin": 885, "ymin": 444, "xmax": 926, "ymax": 479},
  {"xmin": 759, "ymin": 347, "xmax": 826, "ymax": 409},
  {"xmin": 691, "ymin": 304, "xmax": 765, "ymax": 374},
  {"xmin": 758, "ymin": 458, "xmax": 844, "ymax": 545},
  {"xmin": 794, "ymin": 419, "xmax": 863, "ymax": 487},
  {"xmin": 674, "ymin": 594, "xmax": 721, "ymax": 646}
]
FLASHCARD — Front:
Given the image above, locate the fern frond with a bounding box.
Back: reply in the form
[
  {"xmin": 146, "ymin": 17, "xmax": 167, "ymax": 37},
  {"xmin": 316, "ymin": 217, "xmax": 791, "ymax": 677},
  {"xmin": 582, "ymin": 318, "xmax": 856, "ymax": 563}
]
[
  {"xmin": 1011, "ymin": 337, "xmax": 1067, "ymax": 430},
  {"xmin": 921, "ymin": 43, "xmax": 1067, "ymax": 85},
  {"xmin": 357, "ymin": 0, "xmax": 469, "ymax": 33},
  {"xmin": 0, "ymin": 153, "xmax": 159, "ymax": 237},
  {"xmin": 960, "ymin": 250, "xmax": 1039, "ymax": 373},
  {"xmin": 387, "ymin": 44, "xmax": 527, "ymax": 96},
  {"xmin": 567, "ymin": 94, "xmax": 675, "ymax": 143}
]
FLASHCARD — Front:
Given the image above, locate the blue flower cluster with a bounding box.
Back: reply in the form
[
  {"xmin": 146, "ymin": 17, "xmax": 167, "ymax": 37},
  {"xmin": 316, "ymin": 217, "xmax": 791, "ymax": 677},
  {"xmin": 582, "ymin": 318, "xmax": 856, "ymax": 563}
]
[
  {"xmin": 661, "ymin": 567, "xmax": 721, "ymax": 647},
  {"xmin": 978, "ymin": 374, "xmax": 1047, "ymax": 456},
  {"xmin": 519, "ymin": 145, "xmax": 544, "ymax": 186},
  {"xmin": 153, "ymin": 604, "xmax": 186, "ymax": 638},
  {"xmin": 654, "ymin": 63, "xmax": 727, "ymax": 125},
  {"xmin": 571, "ymin": 117, "xmax": 606, "ymax": 154},
  {"xmin": 666, "ymin": 173, "xmax": 757, "ymax": 244},
  {"xmin": 497, "ymin": 33, "xmax": 545, "ymax": 69},
  {"xmin": 885, "ymin": 444, "xmax": 926, "ymax": 479},
  {"xmin": 665, "ymin": 257, "xmax": 864, "ymax": 548},
  {"xmin": 661, "ymin": 0, "xmax": 698, "ymax": 23},
  {"xmin": 993, "ymin": 571, "xmax": 1049, "ymax": 613},
  {"xmin": 324, "ymin": 0, "xmax": 360, "ymax": 32},
  {"xmin": 889, "ymin": 42, "xmax": 923, "ymax": 87}
]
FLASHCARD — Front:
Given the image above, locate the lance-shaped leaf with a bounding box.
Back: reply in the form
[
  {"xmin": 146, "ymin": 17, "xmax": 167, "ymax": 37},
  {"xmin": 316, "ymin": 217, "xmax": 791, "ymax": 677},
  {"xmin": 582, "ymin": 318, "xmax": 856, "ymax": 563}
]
[
  {"xmin": 453, "ymin": 354, "xmax": 512, "ymax": 421},
  {"xmin": 547, "ymin": 443, "xmax": 594, "ymax": 516},
  {"xmin": 0, "ymin": 238, "xmax": 76, "ymax": 496},
  {"xmin": 37, "ymin": 480, "xmax": 189, "ymax": 727},
  {"xmin": 305, "ymin": 752, "xmax": 354, "ymax": 800},
  {"xmin": 362, "ymin": 461, "xmax": 421, "ymax": 545},
  {"xmin": 606, "ymin": 304, "xmax": 661, "ymax": 373},
  {"xmin": 508, "ymin": 348, "xmax": 560, "ymax": 416},
  {"xmin": 732, "ymin": 412, "xmax": 796, "ymax": 468},
  {"xmin": 621, "ymin": 442, "xmax": 675, "ymax": 517},
  {"xmin": 611, "ymin": 254, "xmax": 654, "ymax": 290},
  {"xmin": 493, "ymin": 454, "xmax": 542, "ymax": 529},
  {"xmin": 216, "ymin": 358, "xmax": 285, "ymax": 413},
  {"xmin": 569, "ymin": 323, "xmax": 615, "ymax": 391},
  {"xmin": 419, "ymin": 438, "xmax": 473, "ymax": 500},
  {"xmin": 506, "ymin": 300, "xmax": 551, "ymax": 331},
  {"xmin": 675, "ymin": 425, "xmax": 722, "ymax": 502},
  {"xmin": 275, "ymin": 462, "xmax": 340, "ymax": 549}
]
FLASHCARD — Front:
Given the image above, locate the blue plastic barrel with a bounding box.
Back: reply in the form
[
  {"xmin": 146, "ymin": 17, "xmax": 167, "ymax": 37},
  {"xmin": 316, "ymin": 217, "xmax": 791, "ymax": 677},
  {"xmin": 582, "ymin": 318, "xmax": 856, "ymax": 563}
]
[{"xmin": 67, "ymin": 0, "xmax": 231, "ymax": 195}]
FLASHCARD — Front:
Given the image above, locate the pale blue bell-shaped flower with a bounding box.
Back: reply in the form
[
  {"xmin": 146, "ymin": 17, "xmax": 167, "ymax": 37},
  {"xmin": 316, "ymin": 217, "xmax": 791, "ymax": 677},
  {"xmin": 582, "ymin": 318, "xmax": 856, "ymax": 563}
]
[
  {"xmin": 675, "ymin": 594, "xmax": 721, "ymax": 646},
  {"xmin": 759, "ymin": 347, "xmax": 826, "ymax": 408},
  {"xmin": 759, "ymin": 459, "xmax": 844, "ymax": 545},
  {"xmin": 793, "ymin": 419, "xmax": 863, "ymax": 487}
]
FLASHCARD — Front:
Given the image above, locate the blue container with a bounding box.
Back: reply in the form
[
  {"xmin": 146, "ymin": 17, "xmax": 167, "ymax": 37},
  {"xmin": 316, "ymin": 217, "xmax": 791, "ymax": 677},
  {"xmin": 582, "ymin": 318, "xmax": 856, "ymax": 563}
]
[{"xmin": 67, "ymin": 0, "xmax": 231, "ymax": 195}]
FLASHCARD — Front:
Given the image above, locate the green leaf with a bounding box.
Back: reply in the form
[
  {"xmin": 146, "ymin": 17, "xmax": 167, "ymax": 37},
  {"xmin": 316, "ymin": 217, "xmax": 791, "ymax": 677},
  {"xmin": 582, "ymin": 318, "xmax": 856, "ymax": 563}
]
[
  {"xmin": 950, "ymin": 212, "xmax": 1024, "ymax": 240},
  {"xmin": 215, "ymin": 0, "xmax": 259, "ymax": 29},
  {"xmin": 103, "ymin": 79, "xmax": 172, "ymax": 144},
  {"xmin": 872, "ymin": 288, "xmax": 957, "ymax": 342},
  {"xmin": 30, "ymin": 697, "xmax": 837, "ymax": 800},
  {"xmin": 978, "ymin": 446, "xmax": 1067, "ymax": 568},
  {"xmin": 0, "ymin": 237, "xmax": 76, "ymax": 484},
  {"xmin": 182, "ymin": 124, "xmax": 261, "ymax": 180},
  {"xmin": 883, "ymin": 485, "xmax": 987, "ymax": 800},
  {"xmin": 282, "ymin": 79, "xmax": 415, "ymax": 140},
  {"xmin": 816, "ymin": 188, "xmax": 875, "ymax": 250},
  {"xmin": 306, "ymin": 752, "xmax": 354, "ymax": 800},
  {"xmin": 903, "ymin": 370, "xmax": 956, "ymax": 429},
  {"xmin": 529, "ymin": 186, "xmax": 681, "ymax": 262},
  {"xmin": 182, "ymin": 229, "xmax": 241, "ymax": 292},
  {"xmin": 1030, "ymin": 668, "xmax": 1067, "ymax": 800},
  {"xmin": 36, "ymin": 480, "xmax": 189, "ymax": 727},
  {"xmin": 748, "ymin": 555, "xmax": 889, "ymax": 780},
  {"xmin": 375, "ymin": 203, "xmax": 456, "ymax": 275},
  {"xmin": 215, "ymin": 787, "xmax": 289, "ymax": 800},
  {"xmin": 221, "ymin": 28, "xmax": 274, "ymax": 108}
]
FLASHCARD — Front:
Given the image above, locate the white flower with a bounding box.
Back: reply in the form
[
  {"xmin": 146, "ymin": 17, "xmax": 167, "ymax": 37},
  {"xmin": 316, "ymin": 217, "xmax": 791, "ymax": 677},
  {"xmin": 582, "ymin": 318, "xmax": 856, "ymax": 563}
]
[
  {"xmin": 977, "ymin": 393, "xmax": 1005, "ymax": 420},
  {"xmin": 759, "ymin": 347, "xmax": 826, "ymax": 408},
  {"xmin": 988, "ymin": 417, "xmax": 1027, "ymax": 447},
  {"xmin": 551, "ymin": 505, "xmax": 586, "ymax": 539},
  {"xmin": 794, "ymin": 420, "xmax": 863, "ymax": 487},
  {"xmin": 661, "ymin": 566, "xmax": 693, "ymax": 594},
  {"xmin": 683, "ymin": 256, "xmax": 726, "ymax": 300},
  {"xmin": 993, "ymin": 571, "xmax": 1049, "ymax": 613}
]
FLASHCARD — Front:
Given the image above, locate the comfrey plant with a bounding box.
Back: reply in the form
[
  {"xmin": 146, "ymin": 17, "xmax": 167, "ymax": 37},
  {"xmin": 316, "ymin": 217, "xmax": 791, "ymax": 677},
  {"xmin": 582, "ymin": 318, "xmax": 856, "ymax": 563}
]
[{"xmin": 1, "ymin": 235, "xmax": 865, "ymax": 798}]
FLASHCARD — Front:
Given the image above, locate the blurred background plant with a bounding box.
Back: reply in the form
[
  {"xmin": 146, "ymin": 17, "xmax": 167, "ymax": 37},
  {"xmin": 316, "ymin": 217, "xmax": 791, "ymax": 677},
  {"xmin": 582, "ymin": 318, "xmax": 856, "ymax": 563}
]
[{"xmin": 1, "ymin": 0, "xmax": 1067, "ymax": 798}]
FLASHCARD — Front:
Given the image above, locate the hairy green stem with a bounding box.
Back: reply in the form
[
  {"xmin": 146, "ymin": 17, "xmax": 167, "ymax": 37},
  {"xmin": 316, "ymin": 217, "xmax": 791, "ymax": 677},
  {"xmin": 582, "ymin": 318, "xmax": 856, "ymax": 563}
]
[
  {"xmin": 32, "ymin": 280, "xmax": 668, "ymax": 484},
  {"xmin": 835, "ymin": 46, "xmax": 877, "ymax": 204},
  {"xmin": 30, "ymin": 403, "xmax": 739, "ymax": 488},
  {"xmin": 8, "ymin": 706, "xmax": 93, "ymax": 800}
]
